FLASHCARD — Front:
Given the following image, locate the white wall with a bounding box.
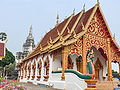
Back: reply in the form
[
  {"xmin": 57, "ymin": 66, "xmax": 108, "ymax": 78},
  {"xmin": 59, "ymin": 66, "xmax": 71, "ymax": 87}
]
[
  {"xmin": 52, "ymin": 55, "xmax": 62, "ymax": 71},
  {"xmin": 69, "ymin": 54, "xmax": 78, "ymax": 71},
  {"xmin": 112, "ymin": 63, "xmax": 119, "ymax": 73},
  {"xmin": 48, "ymin": 73, "xmax": 87, "ymax": 90}
]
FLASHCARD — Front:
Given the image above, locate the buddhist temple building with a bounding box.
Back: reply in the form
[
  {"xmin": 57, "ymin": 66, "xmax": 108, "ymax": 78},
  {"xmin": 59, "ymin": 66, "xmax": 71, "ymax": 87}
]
[{"xmin": 18, "ymin": 2, "xmax": 120, "ymax": 90}]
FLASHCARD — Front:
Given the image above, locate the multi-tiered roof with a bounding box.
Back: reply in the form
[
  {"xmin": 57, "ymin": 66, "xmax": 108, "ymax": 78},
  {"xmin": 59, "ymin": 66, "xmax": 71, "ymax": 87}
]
[{"xmin": 22, "ymin": 3, "xmax": 120, "ymax": 62}]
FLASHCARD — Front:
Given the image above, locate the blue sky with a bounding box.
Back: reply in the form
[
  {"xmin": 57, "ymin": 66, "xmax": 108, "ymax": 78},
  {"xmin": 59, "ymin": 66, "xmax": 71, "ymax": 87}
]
[{"xmin": 0, "ymin": 0, "xmax": 120, "ymax": 71}]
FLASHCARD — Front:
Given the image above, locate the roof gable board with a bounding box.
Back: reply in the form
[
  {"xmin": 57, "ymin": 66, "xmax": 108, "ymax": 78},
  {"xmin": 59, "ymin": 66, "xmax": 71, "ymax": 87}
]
[{"xmin": 85, "ymin": 4, "xmax": 119, "ymax": 49}]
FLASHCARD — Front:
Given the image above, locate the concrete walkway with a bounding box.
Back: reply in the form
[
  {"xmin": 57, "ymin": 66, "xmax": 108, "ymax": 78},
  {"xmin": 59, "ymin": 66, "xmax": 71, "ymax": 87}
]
[
  {"xmin": 96, "ymin": 81, "xmax": 118, "ymax": 90},
  {"xmin": 22, "ymin": 83, "xmax": 62, "ymax": 90}
]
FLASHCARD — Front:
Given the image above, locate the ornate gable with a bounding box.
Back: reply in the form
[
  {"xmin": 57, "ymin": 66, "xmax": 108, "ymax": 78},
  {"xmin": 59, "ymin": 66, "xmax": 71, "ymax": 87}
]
[
  {"xmin": 87, "ymin": 9, "xmax": 110, "ymax": 38},
  {"xmin": 85, "ymin": 5, "xmax": 120, "ymax": 62}
]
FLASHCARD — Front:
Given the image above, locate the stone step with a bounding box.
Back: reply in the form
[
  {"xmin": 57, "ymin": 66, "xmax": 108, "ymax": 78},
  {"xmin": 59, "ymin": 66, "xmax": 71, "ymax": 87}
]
[{"xmin": 85, "ymin": 88, "xmax": 97, "ymax": 90}]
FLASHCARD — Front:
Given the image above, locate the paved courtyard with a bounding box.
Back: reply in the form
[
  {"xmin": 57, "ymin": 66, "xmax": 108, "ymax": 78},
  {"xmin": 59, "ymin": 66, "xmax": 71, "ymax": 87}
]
[{"xmin": 22, "ymin": 83, "xmax": 62, "ymax": 90}]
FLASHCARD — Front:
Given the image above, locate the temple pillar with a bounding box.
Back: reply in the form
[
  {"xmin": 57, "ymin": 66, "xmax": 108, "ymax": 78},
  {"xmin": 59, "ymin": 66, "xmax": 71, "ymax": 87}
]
[
  {"xmin": 26, "ymin": 62, "xmax": 28, "ymax": 78},
  {"xmin": 107, "ymin": 38, "xmax": 112, "ymax": 81},
  {"xmin": 82, "ymin": 35, "xmax": 87, "ymax": 74},
  {"xmin": 30, "ymin": 61, "xmax": 33, "ymax": 79},
  {"xmin": 35, "ymin": 60, "xmax": 38, "ymax": 80},
  {"xmin": 61, "ymin": 46, "xmax": 68, "ymax": 80}
]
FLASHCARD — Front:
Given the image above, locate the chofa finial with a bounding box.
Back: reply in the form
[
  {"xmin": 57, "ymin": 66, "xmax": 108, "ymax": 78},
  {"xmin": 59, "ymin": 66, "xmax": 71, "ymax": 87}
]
[
  {"xmin": 113, "ymin": 33, "xmax": 116, "ymax": 40},
  {"xmin": 83, "ymin": 4, "xmax": 85, "ymax": 11},
  {"xmin": 97, "ymin": 0, "xmax": 100, "ymax": 4},
  {"xmin": 73, "ymin": 8, "xmax": 75, "ymax": 15},
  {"xmin": 56, "ymin": 14, "xmax": 59, "ymax": 26}
]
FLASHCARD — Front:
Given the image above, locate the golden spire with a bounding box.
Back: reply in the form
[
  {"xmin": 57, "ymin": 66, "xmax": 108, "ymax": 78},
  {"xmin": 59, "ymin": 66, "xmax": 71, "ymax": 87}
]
[
  {"xmin": 97, "ymin": 0, "xmax": 100, "ymax": 5},
  {"xmin": 83, "ymin": 4, "xmax": 85, "ymax": 12},
  {"xmin": 56, "ymin": 14, "xmax": 59, "ymax": 26},
  {"xmin": 113, "ymin": 33, "xmax": 115, "ymax": 40},
  {"xmin": 73, "ymin": 8, "xmax": 75, "ymax": 15}
]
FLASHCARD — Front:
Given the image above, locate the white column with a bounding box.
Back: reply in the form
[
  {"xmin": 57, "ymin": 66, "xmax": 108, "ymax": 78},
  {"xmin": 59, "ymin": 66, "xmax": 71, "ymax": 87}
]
[
  {"xmin": 35, "ymin": 60, "xmax": 38, "ymax": 80},
  {"xmin": 27, "ymin": 63, "xmax": 29, "ymax": 77},
  {"xmin": 48, "ymin": 54, "xmax": 53, "ymax": 81},
  {"xmin": 41, "ymin": 58, "xmax": 44, "ymax": 81},
  {"xmin": 23, "ymin": 69, "xmax": 25, "ymax": 78},
  {"xmin": 30, "ymin": 61, "xmax": 33, "ymax": 80}
]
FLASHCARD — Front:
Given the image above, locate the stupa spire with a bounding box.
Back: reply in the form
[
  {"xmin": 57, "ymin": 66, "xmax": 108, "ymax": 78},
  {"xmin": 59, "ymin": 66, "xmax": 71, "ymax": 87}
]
[
  {"xmin": 29, "ymin": 25, "xmax": 32, "ymax": 35},
  {"xmin": 27, "ymin": 25, "xmax": 33, "ymax": 39}
]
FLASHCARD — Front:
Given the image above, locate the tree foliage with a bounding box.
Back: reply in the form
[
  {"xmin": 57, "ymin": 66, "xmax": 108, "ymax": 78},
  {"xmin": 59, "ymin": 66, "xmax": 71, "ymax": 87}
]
[
  {"xmin": 0, "ymin": 48, "xmax": 15, "ymax": 67},
  {"xmin": 0, "ymin": 32, "xmax": 7, "ymax": 41},
  {"xmin": 112, "ymin": 70, "xmax": 118, "ymax": 74},
  {"xmin": 5, "ymin": 62, "xmax": 16, "ymax": 75}
]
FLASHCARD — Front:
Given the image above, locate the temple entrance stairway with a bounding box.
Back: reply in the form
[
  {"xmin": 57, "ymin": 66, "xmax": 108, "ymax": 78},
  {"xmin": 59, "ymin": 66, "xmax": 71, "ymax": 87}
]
[{"xmin": 96, "ymin": 81, "xmax": 118, "ymax": 90}]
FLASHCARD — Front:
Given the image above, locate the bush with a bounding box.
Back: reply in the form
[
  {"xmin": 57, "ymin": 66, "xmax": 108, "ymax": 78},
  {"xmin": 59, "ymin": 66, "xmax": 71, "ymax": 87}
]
[
  {"xmin": 0, "ymin": 77, "xmax": 4, "ymax": 82},
  {"xmin": 0, "ymin": 79, "xmax": 26, "ymax": 90}
]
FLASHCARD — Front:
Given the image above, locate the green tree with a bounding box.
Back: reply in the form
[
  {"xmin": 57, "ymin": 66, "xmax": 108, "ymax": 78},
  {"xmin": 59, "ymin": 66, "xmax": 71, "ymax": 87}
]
[
  {"xmin": 0, "ymin": 48, "xmax": 15, "ymax": 67},
  {"xmin": 6, "ymin": 62, "xmax": 15, "ymax": 75},
  {"xmin": 112, "ymin": 70, "xmax": 118, "ymax": 74},
  {"xmin": 0, "ymin": 32, "xmax": 7, "ymax": 41}
]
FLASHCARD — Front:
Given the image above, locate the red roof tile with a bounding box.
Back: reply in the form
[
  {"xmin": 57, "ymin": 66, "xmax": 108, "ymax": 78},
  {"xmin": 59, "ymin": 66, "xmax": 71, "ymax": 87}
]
[
  {"xmin": 26, "ymin": 6, "xmax": 95, "ymax": 60},
  {"xmin": 40, "ymin": 17, "xmax": 70, "ymax": 47},
  {"xmin": 63, "ymin": 12, "xmax": 80, "ymax": 36},
  {"xmin": 75, "ymin": 7, "xmax": 94, "ymax": 34}
]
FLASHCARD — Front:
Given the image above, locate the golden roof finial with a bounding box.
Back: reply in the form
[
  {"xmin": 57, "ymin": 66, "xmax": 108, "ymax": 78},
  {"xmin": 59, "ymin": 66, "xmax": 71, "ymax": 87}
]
[
  {"xmin": 64, "ymin": 16, "xmax": 67, "ymax": 20},
  {"xmin": 56, "ymin": 14, "xmax": 59, "ymax": 26},
  {"xmin": 97, "ymin": 0, "xmax": 100, "ymax": 5},
  {"xmin": 73, "ymin": 8, "xmax": 75, "ymax": 15},
  {"xmin": 113, "ymin": 33, "xmax": 115, "ymax": 40},
  {"xmin": 83, "ymin": 4, "xmax": 85, "ymax": 12}
]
